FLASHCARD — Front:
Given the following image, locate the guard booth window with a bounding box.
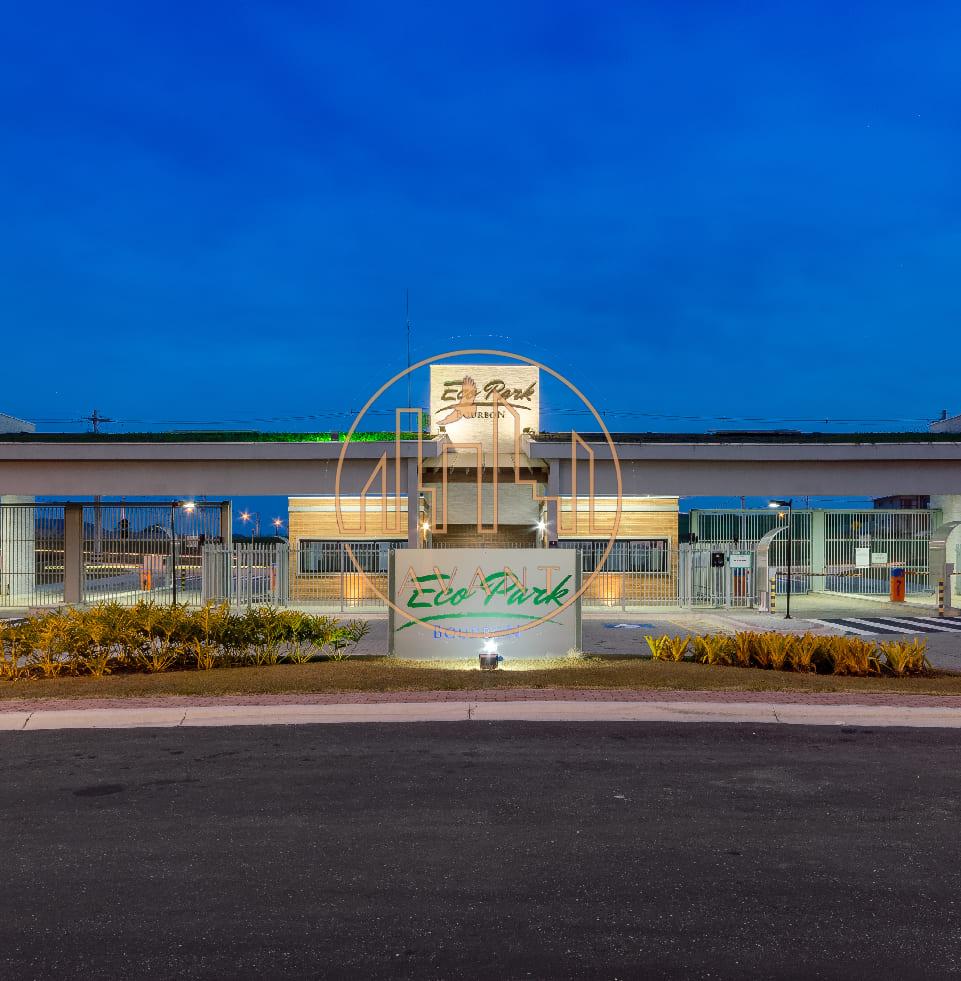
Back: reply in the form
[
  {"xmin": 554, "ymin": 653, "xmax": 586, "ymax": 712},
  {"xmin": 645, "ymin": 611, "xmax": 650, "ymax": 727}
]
[
  {"xmin": 299, "ymin": 541, "xmax": 394, "ymax": 575},
  {"xmin": 559, "ymin": 539, "xmax": 669, "ymax": 573}
]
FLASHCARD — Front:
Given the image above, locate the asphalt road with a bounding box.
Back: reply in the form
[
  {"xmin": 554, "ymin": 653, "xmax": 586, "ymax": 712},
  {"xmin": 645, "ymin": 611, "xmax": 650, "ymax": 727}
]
[{"xmin": 2, "ymin": 724, "xmax": 961, "ymax": 980}]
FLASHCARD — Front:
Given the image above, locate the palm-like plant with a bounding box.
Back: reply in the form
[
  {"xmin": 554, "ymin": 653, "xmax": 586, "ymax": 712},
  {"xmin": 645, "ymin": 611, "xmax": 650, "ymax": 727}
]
[
  {"xmin": 731, "ymin": 632, "xmax": 755, "ymax": 668},
  {"xmin": 694, "ymin": 634, "xmax": 732, "ymax": 666},
  {"xmin": 879, "ymin": 638, "xmax": 929, "ymax": 676},
  {"xmin": 790, "ymin": 633, "xmax": 821, "ymax": 673},
  {"xmin": 644, "ymin": 635, "xmax": 667, "ymax": 660}
]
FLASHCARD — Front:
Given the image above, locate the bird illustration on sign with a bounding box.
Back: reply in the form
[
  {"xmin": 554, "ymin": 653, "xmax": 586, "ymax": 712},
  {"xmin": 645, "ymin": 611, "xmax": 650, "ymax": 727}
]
[{"xmin": 436, "ymin": 376, "xmax": 478, "ymax": 425}]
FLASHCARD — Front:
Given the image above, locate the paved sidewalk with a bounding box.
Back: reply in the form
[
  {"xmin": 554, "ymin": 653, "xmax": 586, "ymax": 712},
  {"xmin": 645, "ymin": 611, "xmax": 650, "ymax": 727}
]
[
  {"xmin": 4, "ymin": 689, "xmax": 961, "ymax": 730},
  {"xmin": 3, "ymin": 687, "xmax": 961, "ymax": 712}
]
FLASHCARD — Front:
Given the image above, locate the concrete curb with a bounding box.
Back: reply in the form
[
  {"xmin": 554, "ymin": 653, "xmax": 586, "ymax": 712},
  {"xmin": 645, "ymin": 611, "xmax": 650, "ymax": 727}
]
[{"xmin": 6, "ymin": 700, "xmax": 961, "ymax": 730}]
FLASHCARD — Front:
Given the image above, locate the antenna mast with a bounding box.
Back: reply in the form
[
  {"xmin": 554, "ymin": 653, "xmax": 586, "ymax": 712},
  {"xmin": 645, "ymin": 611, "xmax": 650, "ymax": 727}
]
[{"xmin": 405, "ymin": 288, "xmax": 412, "ymax": 408}]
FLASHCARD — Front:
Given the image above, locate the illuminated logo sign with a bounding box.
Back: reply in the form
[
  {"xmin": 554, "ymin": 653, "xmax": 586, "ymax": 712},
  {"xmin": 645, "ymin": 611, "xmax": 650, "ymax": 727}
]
[
  {"xmin": 430, "ymin": 365, "xmax": 539, "ymax": 448},
  {"xmin": 334, "ymin": 349, "xmax": 622, "ymax": 638}
]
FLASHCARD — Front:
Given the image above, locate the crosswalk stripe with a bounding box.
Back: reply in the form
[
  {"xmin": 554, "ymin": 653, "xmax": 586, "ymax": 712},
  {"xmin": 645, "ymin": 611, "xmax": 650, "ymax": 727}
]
[
  {"xmin": 871, "ymin": 616, "xmax": 961, "ymax": 634},
  {"xmin": 837, "ymin": 617, "xmax": 903, "ymax": 633},
  {"xmin": 805, "ymin": 618, "xmax": 879, "ymax": 636},
  {"xmin": 896, "ymin": 615, "xmax": 961, "ymax": 628}
]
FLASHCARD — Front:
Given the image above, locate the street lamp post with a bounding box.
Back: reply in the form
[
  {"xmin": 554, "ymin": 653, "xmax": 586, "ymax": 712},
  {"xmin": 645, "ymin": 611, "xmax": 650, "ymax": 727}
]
[
  {"xmin": 768, "ymin": 499, "xmax": 794, "ymax": 619},
  {"xmin": 240, "ymin": 511, "xmax": 261, "ymax": 544},
  {"xmin": 169, "ymin": 503, "xmax": 177, "ymax": 605},
  {"xmin": 170, "ymin": 500, "xmax": 196, "ymax": 605}
]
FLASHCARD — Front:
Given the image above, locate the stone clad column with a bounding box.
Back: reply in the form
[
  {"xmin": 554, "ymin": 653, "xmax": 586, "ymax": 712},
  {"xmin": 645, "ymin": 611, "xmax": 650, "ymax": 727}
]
[
  {"xmin": 810, "ymin": 510, "xmax": 826, "ymax": 592},
  {"xmin": 63, "ymin": 503, "xmax": 84, "ymax": 605}
]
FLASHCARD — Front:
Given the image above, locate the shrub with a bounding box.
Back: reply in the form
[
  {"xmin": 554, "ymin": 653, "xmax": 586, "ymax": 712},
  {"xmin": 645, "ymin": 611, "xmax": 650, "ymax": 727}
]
[
  {"xmin": 731, "ymin": 632, "xmax": 756, "ymax": 668},
  {"xmin": 644, "ymin": 635, "xmax": 667, "ymax": 659},
  {"xmin": 821, "ymin": 636, "xmax": 880, "ymax": 676},
  {"xmin": 0, "ymin": 605, "xmax": 372, "ymax": 681},
  {"xmin": 643, "ymin": 634, "xmax": 689, "ymax": 662},
  {"xmin": 334, "ymin": 619, "xmax": 370, "ymax": 656},
  {"xmin": 282, "ymin": 611, "xmax": 315, "ymax": 664},
  {"xmin": 0, "ymin": 626, "xmax": 30, "ymax": 681},
  {"xmin": 790, "ymin": 633, "xmax": 821, "ymax": 673},
  {"xmin": 662, "ymin": 635, "xmax": 691, "ymax": 662},
  {"xmin": 879, "ymin": 639, "xmax": 929, "ymax": 677},
  {"xmin": 644, "ymin": 630, "xmax": 929, "ymax": 679},
  {"xmin": 694, "ymin": 634, "xmax": 732, "ymax": 666},
  {"xmin": 761, "ymin": 633, "xmax": 794, "ymax": 671}
]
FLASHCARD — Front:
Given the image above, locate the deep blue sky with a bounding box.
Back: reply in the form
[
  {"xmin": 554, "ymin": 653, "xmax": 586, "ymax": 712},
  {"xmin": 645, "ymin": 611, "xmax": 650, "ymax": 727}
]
[{"xmin": 2, "ymin": 1, "xmax": 959, "ymax": 441}]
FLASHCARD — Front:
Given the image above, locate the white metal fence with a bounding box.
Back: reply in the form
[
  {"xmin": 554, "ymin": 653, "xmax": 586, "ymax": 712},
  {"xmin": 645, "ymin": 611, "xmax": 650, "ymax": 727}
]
[
  {"xmin": 0, "ymin": 502, "xmax": 226, "ymax": 608},
  {"xmin": 285, "ymin": 540, "xmax": 747, "ymax": 611},
  {"xmin": 202, "ymin": 543, "xmax": 288, "ymax": 606},
  {"xmin": 0, "ymin": 505, "xmax": 940, "ymax": 611},
  {"xmin": 689, "ymin": 508, "xmax": 936, "ymax": 599},
  {"xmin": 822, "ymin": 509, "xmax": 932, "ymax": 595},
  {"xmin": 0, "ymin": 505, "xmax": 65, "ymax": 607}
]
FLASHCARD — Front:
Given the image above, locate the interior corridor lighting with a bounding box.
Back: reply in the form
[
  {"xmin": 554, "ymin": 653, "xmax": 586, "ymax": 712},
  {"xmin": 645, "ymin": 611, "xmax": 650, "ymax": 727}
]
[{"xmin": 767, "ymin": 499, "xmax": 794, "ymax": 619}]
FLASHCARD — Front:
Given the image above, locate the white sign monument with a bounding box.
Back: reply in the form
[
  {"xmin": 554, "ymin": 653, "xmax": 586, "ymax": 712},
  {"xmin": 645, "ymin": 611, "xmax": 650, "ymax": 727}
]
[{"xmin": 389, "ymin": 548, "xmax": 581, "ymax": 658}]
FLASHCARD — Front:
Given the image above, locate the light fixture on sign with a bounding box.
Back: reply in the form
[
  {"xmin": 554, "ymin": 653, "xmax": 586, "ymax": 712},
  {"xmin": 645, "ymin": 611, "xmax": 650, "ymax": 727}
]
[{"xmin": 479, "ymin": 638, "xmax": 501, "ymax": 671}]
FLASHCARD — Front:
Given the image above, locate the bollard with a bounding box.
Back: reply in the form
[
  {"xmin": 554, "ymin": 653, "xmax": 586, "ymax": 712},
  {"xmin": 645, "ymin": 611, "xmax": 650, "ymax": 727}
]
[
  {"xmin": 938, "ymin": 579, "xmax": 945, "ymax": 618},
  {"xmin": 770, "ymin": 576, "xmax": 777, "ymax": 615}
]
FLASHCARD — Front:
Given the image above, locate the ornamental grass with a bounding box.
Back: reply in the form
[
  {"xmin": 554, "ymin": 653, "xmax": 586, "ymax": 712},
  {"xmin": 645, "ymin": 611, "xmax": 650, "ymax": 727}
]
[
  {"xmin": 643, "ymin": 631, "xmax": 931, "ymax": 678},
  {"xmin": 0, "ymin": 602, "xmax": 370, "ymax": 681}
]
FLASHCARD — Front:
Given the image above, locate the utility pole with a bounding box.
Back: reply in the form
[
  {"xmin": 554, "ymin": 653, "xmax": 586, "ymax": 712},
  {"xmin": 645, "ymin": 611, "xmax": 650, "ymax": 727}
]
[
  {"xmin": 84, "ymin": 412, "xmax": 113, "ymax": 559},
  {"xmin": 85, "ymin": 409, "xmax": 112, "ymax": 433}
]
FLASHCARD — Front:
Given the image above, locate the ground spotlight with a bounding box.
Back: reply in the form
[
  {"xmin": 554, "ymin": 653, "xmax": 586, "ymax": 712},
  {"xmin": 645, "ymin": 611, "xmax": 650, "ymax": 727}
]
[{"xmin": 479, "ymin": 638, "xmax": 502, "ymax": 670}]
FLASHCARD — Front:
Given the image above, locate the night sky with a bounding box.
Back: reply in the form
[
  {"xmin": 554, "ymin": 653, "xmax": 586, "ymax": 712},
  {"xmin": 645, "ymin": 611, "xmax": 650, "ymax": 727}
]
[{"xmin": 2, "ymin": 3, "xmax": 958, "ymax": 521}]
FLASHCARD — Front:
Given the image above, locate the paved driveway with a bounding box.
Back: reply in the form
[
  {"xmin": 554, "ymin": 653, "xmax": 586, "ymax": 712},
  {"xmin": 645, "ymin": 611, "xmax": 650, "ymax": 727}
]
[{"xmin": 2, "ymin": 723, "xmax": 960, "ymax": 978}]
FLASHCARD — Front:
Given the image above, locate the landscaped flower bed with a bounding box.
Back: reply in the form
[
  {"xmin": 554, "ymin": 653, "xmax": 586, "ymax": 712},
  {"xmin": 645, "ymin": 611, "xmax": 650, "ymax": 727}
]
[
  {"xmin": 0, "ymin": 603, "xmax": 370, "ymax": 680},
  {"xmin": 644, "ymin": 632, "xmax": 930, "ymax": 677}
]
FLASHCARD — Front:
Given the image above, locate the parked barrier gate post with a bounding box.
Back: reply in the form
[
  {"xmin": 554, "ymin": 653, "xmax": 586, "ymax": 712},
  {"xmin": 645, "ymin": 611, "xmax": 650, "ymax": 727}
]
[
  {"xmin": 938, "ymin": 579, "xmax": 945, "ymax": 618},
  {"xmin": 770, "ymin": 576, "xmax": 777, "ymax": 614},
  {"xmin": 889, "ymin": 566, "xmax": 906, "ymax": 603}
]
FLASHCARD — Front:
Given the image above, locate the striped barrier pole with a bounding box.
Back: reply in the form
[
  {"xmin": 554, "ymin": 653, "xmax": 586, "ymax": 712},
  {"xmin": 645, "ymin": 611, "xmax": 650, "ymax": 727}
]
[
  {"xmin": 938, "ymin": 579, "xmax": 945, "ymax": 618},
  {"xmin": 770, "ymin": 576, "xmax": 777, "ymax": 615}
]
